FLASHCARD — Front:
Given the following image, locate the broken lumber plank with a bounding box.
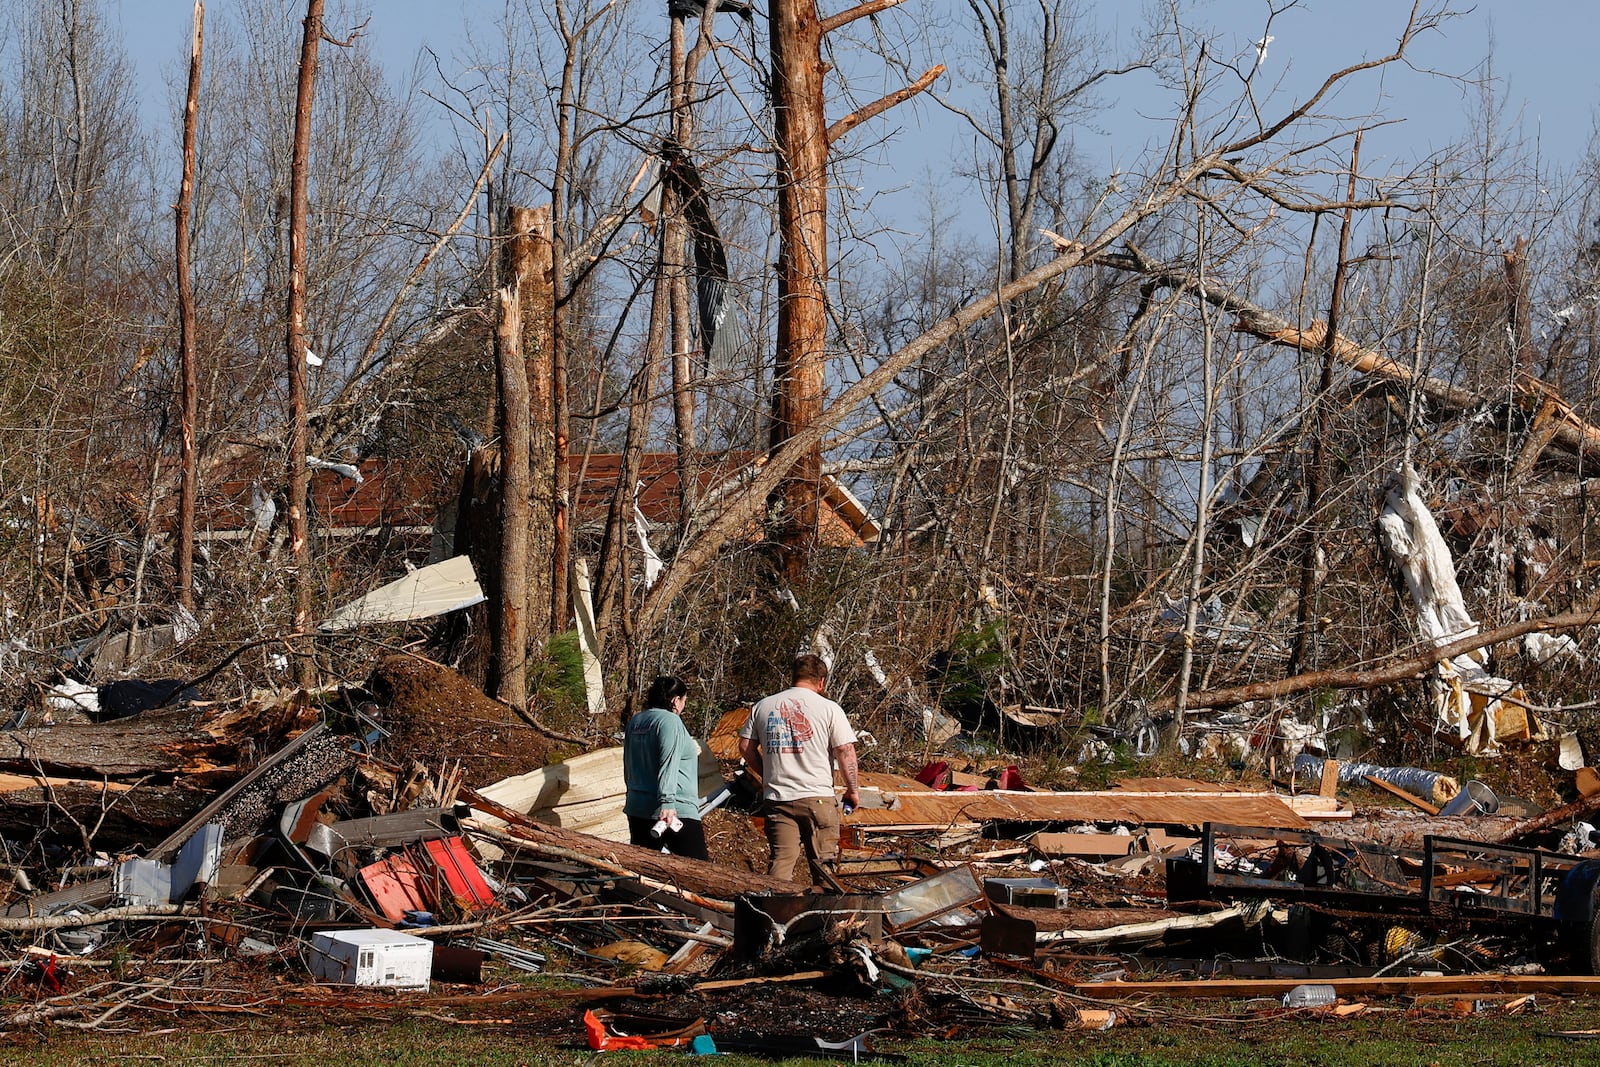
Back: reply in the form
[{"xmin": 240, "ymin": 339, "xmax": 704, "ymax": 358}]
[
  {"xmin": 1032, "ymin": 905, "xmax": 1253, "ymax": 948},
  {"xmin": 1318, "ymin": 759, "xmax": 1340, "ymax": 798},
  {"xmin": 1363, "ymin": 774, "xmax": 1440, "ymax": 815},
  {"xmin": 844, "ymin": 790, "xmax": 1308, "ymax": 830},
  {"xmin": 706, "ymin": 706, "xmax": 749, "ymax": 761},
  {"xmin": 1284, "ymin": 795, "xmax": 1350, "ymax": 819},
  {"xmin": 0, "ymin": 774, "xmax": 133, "ymax": 794}
]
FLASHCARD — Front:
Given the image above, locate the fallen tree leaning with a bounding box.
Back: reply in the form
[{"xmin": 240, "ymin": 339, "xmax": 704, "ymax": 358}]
[{"xmin": 1151, "ymin": 606, "xmax": 1600, "ymax": 712}]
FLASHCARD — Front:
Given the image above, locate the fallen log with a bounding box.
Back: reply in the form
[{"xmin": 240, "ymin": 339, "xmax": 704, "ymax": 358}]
[
  {"xmin": 1494, "ymin": 791, "xmax": 1600, "ymax": 845},
  {"xmin": 0, "ymin": 783, "xmax": 214, "ymax": 848},
  {"xmin": 461, "ymin": 785, "xmax": 797, "ymax": 902},
  {"xmin": 0, "ymin": 698, "xmax": 315, "ymax": 780}
]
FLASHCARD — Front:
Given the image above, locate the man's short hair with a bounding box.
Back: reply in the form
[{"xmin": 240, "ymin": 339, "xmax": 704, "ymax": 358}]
[{"xmin": 792, "ymin": 654, "xmax": 828, "ymax": 685}]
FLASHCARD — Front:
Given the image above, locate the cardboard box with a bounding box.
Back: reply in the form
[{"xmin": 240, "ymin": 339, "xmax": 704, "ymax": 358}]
[{"xmin": 309, "ymin": 929, "xmax": 432, "ymax": 990}]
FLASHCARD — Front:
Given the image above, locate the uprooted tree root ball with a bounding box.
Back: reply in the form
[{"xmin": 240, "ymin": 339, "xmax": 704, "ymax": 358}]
[{"xmin": 362, "ymin": 655, "xmax": 563, "ymax": 783}]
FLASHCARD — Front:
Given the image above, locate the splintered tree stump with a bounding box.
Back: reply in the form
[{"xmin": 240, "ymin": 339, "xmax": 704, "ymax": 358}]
[{"xmin": 0, "ymin": 699, "xmax": 319, "ymax": 849}]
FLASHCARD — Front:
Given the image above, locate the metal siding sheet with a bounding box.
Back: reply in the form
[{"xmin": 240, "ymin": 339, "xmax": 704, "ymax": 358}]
[
  {"xmin": 359, "ymin": 854, "xmax": 431, "ymax": 922},
  {"xmin": 422, "ymin": 837, "xmax": 495, "ymax": 910}
]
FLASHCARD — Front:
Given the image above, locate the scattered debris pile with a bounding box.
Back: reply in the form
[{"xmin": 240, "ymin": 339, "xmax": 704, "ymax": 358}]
[{"xmin": 3, "ymin": 659, "xmax": 1600, "ymax": 1045}]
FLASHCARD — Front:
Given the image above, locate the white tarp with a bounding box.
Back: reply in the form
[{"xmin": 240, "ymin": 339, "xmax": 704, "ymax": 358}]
[
  {"xmin": 1376, "ymin": 466, "xmax": 1535, "ymax": 753},
  {"xmin": 318, "ymin": 556, "xmax": 485, "ymax": 632}
]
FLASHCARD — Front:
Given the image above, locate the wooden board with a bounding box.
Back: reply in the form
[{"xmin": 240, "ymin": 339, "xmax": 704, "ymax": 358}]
[
  {"xmin": 844, "ymin": 789, "xmax": 1309, "ymax": 830},
  {"xmin": 0, "ymin": 773, "xmax": 133, "ymax": 794},
  {"xmin": 1363, "ymin": 774, "xmax": 1440, "ymax": 815},
  {"xmin": 1318, "ymin": 758, "xmax": 1340, "ymax": 798},
  {"xmin": 1110, "ymin": 777, "xmax": 1237, "ymax": 793}
]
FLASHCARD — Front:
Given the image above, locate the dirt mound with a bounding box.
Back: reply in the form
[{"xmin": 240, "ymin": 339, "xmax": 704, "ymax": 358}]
[{"xmin": 364, "ymin": 655, "xmax": 560, "ymax": 787}]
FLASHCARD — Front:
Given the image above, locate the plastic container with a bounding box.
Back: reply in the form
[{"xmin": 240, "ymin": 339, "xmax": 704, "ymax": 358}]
[{"xmin": 1282, "ymin": 983, "xmax": 1337, "ymax": 1008}]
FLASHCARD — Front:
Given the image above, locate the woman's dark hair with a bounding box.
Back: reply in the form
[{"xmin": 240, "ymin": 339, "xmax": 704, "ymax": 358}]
[{"xmin": 644, "ymin": 675, "xmax": 688, "ymax": 710}]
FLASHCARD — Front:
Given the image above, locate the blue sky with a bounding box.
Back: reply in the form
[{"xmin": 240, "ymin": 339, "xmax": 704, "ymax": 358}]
[{"xmin": 107, "ymin": 0, "xmax": 1600, "ymax": 223}]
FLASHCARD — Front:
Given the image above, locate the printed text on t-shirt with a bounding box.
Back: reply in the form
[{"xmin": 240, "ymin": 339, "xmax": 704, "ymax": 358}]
[{"xmin": 763, "ymin": 698, "xmax": 814, "ymax": 753}]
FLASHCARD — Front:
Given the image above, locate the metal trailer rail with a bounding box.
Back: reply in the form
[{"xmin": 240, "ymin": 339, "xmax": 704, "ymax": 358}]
[{"xmin": 1167, "ymin": 823, "xmax": 1584, "ymax": 926}]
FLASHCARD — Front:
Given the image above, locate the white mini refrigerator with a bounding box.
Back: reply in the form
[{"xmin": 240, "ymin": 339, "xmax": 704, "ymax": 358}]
[{"xmin": 309, "ymin": 929, "xmax": 433, "ymax": 990}]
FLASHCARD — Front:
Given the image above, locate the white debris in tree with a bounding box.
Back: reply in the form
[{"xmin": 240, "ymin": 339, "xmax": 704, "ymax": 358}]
[
  {"xmin": 46, "ymin": 680, "xmax": 99, "ymax": 718},
  {"xmin": 318, "ymin": 556, "xmax": 484, "ymax": 631},
  {"xmin": 1254, "ymin": 34, "xmax": 1274, "ymax": 67},
  {"xmin": 1523, "ymin": 632, "xmax": 1583, "ymax": 666},
  {"xmin": 307, "ymin": 456, "xmax": 364, "ymax": 483},
  {"xmin": 172, "ymin": 605, "xmax": 200, "ymax": 644},
  {"xmin": 1276, "ymin": 718, "xmax": 1323, "ymax": 762},
  {"xmin": 570, "ymin": 559, "xmax": 607, "ymax": 717},
  {"xmin": 1376, "ymin": 465, "xmax": 1538, "ymax": 753},
  {"xmin": 304, "ymin": 348, "xmax": 324, "ymax": 367},
  {"xmin": 249, "ymin": 484, "xmax": 277, "ymax": 533},
  {"xmin": 631, "ymin": 499, "xmax": 662, "ymax": 589},
  {"xmin": 811, "ymin": 625, "xmax": 835, "ymax": 671}
]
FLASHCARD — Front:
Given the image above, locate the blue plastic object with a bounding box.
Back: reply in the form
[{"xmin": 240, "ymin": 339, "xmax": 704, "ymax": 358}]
[{"xmin": 690, "ymin": 1034, "xmax": 720, "ymax": 1055}]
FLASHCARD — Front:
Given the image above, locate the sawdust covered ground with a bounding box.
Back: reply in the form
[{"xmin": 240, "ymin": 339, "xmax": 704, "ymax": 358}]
[{"xmin": 363, "ymin": 655, "xmax": 564, "ymax": 786}]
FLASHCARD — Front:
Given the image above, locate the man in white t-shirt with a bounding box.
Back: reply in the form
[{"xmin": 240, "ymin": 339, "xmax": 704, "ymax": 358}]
[{"xmin": 739, "ymin": 654, "xmax": 860, "ymax": 881}]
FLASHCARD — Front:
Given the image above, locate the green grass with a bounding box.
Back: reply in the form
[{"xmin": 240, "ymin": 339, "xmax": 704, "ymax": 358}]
[{"xmin": 5, "ymin": 1004, "xmax": 1600, "ymax": 1067}]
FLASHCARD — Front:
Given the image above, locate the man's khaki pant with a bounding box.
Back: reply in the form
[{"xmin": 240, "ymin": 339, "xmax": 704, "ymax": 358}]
[{"xmin": 763, "ymin": 796, "xmax": 840, "ymax": 881}]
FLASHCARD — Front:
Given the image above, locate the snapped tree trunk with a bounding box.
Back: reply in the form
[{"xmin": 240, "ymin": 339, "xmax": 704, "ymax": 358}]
[
  {"xmin": 767, "ymin": 0, "xmax": 830, "ymax": 583},
  {"xmin": 504, "ymin": 206, "xmax": 557, "ymax": 650},
  {"xmin": 284, "ymin": 0, "xmax": 322, "ymax": 685},
  {"xmin": 173, "ymin": 1, "xmax": 203, "ymax": 612},
  {"xmin": 494, "ymin": 285, "xmax": 530, "ymax": 712}
]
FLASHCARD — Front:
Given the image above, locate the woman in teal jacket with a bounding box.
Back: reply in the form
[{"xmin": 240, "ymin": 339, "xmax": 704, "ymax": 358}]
[{"xmin": 622, "ymin": 675, "xmax": 709, "ymax": 859}]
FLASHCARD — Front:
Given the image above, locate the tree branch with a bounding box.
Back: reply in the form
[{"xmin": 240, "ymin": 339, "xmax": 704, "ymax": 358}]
[
  {"xmin": 826, "ymin": 65, "xmax": 944, "ymax": 145},
  {"xmin": 820, "ymin": 0, "xmax": 910, "ymax": 35},
  {"xmin": 1150, "ymin": 605, "xmax": 1600, "ymax": 713}
]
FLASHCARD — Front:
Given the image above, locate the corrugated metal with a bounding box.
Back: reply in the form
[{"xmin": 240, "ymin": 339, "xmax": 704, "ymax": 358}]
[
  {"xmin": 844, "ymin": 790, "xmax": 1308, "ymax": 830},
  {"xmin": 359, "ymin": 853, "xmax": 429, "ymax": 922},
  {"xmin": 422, "ymin": 837, "xmax": 495, "ymax": 911}
]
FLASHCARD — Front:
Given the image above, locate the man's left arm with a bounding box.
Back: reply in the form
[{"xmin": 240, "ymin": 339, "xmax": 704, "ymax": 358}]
[{"xmin": 832, "ymin": 742, "xmax": 859, "ymax": 810}]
